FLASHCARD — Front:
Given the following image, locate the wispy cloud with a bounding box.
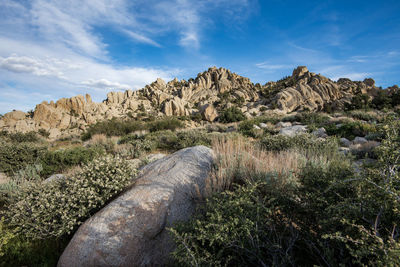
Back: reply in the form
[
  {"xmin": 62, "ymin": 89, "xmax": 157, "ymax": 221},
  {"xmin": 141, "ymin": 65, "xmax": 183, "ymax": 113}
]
[
  {"xmin": 255, "ymin": 62, "xmax": 291, "ymax": 70},
  {"xmin": 123, "ymin": 30, "xmax": 162, "ymax": 47},
  {"xmin": 81, "ymin": 79, "xmax": 131, "ymax": 91}
]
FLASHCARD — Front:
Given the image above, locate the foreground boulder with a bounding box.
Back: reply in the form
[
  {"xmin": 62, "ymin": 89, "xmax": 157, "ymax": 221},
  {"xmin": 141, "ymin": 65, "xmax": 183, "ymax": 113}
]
[{"xmin": 58, "ymin": 146, "xmax": 214, "ymax": 267}]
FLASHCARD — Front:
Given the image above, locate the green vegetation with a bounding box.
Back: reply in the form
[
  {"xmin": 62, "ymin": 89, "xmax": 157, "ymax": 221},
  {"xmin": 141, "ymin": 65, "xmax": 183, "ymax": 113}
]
[
  {"xmin": 81, "ymin": 117, "xmax": 184, "ymax": 141},
  {"xmin": 0, "ymin": 142, "xmax": 47, "ymax": 176},
  {"xmin": 346, "ymin": 93, "xmax": 371, "ymax": 110},
  {"xmin": 219, "ymin": 107, "xmax": 246, "ymax": 123},
  {"xmin": 325, "ymin": 121, "xmax": 378, "ymax": 140},
  {"xmin": 171, "ymin": 121, "xmax": 400, "ymax": 266},
  {"xmin": 40, "ymin": 146, "xmax": 104, "ymax": 177},
  {"xmin": 119, "ymin": 129, "xmax": 212, "ymax": 157},
  {"xmin": 1, "ymin": 156, "xmax": 134, "ymax": 266}
]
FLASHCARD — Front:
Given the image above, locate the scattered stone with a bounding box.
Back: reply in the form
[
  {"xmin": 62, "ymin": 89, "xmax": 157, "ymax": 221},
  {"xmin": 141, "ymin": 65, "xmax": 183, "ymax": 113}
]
[
  {"xmin": 226, "ymin": 126, "xmax": 237, "ymax": 133},
  {"xmin": 253, "ymin": 125, "xmax": 261, "ymax": 130},
  {"xmin": 58, "ymin": 146, "xmax": 214, "ymax": 267},
  {"xmin": 44, "ymin": 174, "xmax": 66, "ymax": 184},
  {"xmin": 338, "ymin": 147, "xmax": 351, "ymax": 155},
  {"xmin": 259, "ymin": 122, "xmax": 268, "ymax": 129},
  {"xmin": 340, "ymin": 137, "xmax": 351, "ymax": 147},
  {"xmin": 275, "ymin": 121, "xmax": 292, "ymax": 128},
  {"xmin": 312, "ymin": 127, "xmax": 327, "ymax": 138},
  {"xmin": 353, "ymin": 136, "xmax": 368, "ymax": 145},
  {"xmin": 279, "ymin": 125, "xmax": 307, "ymax": 137},
  {"xmin": 0, "ymin": 172, "xmax": 9, "ymax": 185}
]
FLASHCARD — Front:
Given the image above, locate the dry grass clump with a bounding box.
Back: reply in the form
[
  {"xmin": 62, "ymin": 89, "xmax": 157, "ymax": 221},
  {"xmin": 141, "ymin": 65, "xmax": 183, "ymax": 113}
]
[
  {"xmin": 205, "ymin": 136, "xmax": 303, "ymax": 196},
  {"xmin": 89, "ymin": 133, "xmax": 108, "ymax": 145}
]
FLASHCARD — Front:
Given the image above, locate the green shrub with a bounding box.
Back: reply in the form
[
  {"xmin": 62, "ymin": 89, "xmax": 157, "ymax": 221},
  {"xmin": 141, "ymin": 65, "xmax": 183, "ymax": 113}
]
[
  {"xmin": 174, "ymin": 130, "xmax": 212, "ymax": 150},
  {"xmin": 171, "ymin": 181, "xmax": 301, "ymax": 266},
  {"xmin": 82, "ymin": 118, "xmax": 145, "ymax": 140},
  {"xmin": 282, "ymin": 112, "xmax": 330, "ymax": 126},
  {"xmin": 7, "ymin": 132, "xmax": 40, "ymax": 143},
  {"xmin": 147, "ymin": 117, "xmax": 183, "ymax": 132},
  {"xmin": 347, "ymin": 110, "xmax": 382, "ymax": 122},
  {"xmin": 0, "ymin": 142, "xmax": 47, "ymax": 176},
  {"xmin": 346, "ymin": 93, "xmax": 371, "ymax": 110},
  {"xmin": 123, "ymin": 137, "xmax": 157, "ymax": 158},
  {"xmin": 4, "ymin": 156, "xmax": 135, "ymax": 240},
  {"xmin": 172, "ymin": 122, "xmax": 400, "ymax": 266},
  {"xmin": 259, "ymin": 134, "xmax": 338, "ymax": 156},
  {"xmin": 40, "ymin": 146, "xmax": 103, "ymax": 177},
  {"xmin": 325, "ymin": 121, "xmax": 377, "ymax": 139},
  {"xmin": 372, "ymin": 91, "xmax": 392, "ymax": 110},
  {"xmin": 219, "ymin": 107, "xmax": 246, "ymax": 123},
  {"xmin": 38, "ymin": 129, "xmax": 50, "ymax": 138},
  {"xmin": 0, "ymin": 220, "xmax": 68, "ymax": 267}
]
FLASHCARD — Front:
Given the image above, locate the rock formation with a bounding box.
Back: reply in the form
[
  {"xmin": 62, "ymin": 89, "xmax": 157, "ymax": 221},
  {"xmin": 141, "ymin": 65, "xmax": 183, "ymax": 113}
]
[
  {"xmin": 57, "ymin": 146, "xmax": 214, "ymax": 267},
  {"xmin": 0, "ymin": 66, "xmax": 397, "ymax": 138}
]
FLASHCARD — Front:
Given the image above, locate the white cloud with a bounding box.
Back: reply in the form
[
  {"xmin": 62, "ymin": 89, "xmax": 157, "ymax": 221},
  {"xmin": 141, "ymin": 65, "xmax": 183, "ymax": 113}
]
[
  {"xmin": 81, "ymin": 79, "xmax": 131, "ymax": 91},
  {"xmin": 0, "ymin": 54, "xmax": 79, "ymax": 79},
  {"xmin": 332, "ymin": 73, "xmax": 371, "ymax": 81},
  {"xmin": 255, "ymin": 62, "xmax": 291, "ymax": 70},
  {"xmin": 123, "ymin": 30, "xmax": 161, "ymax": 47}
]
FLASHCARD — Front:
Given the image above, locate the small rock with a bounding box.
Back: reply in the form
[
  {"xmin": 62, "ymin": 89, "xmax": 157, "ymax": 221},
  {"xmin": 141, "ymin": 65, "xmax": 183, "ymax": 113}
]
[
  {"xmin": 226, "ymin": 126, "xmax": 237, "ymax": 133},
  {"xmin": 253, "ymin": 125, "xmax": 261, "ymax": 130},
  {"xmin": 0, "ymin": 172, "xmax": 9, "ymax": 185},
  {"xmin": 338, "ymin": 147, "xmax": 350, "ymax": 155},
  {"xmin": 44, "ymin": 174, "xmax": 66, "ymax": 184},
  {"xmin": 353, "ymin": 136, "xmax": 368, "ymax": 145},
  {"xmin": 312, "ymin": 127, "xmax": 327, "ymax": 138},
  {"xmin": 340, "ymin": 138, "xmax": 351, "ymax": 147},
  {"xmin": 275, "ymin": 121, "xmax": 292, "ymax": 128},
  {"xmin": 279, "ymin": 125, "xmax": 307, "ymax": 137},
  {"xmin": 259, "ymin": 123, "xmax": 268, "ymax": 129}
]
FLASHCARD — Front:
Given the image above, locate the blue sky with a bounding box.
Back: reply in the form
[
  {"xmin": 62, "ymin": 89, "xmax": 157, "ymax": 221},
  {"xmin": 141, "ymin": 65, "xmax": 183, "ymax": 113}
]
[{"xmin": 0, "ymin": 0, "xmax": 399, "ymax": 114}]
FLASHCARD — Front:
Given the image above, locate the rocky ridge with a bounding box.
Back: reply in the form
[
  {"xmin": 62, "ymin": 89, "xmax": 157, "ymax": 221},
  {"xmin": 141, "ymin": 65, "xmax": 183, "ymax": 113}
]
[{"xmin": 0, "ymin": 66, "xmax": 397, "ymax": 138}]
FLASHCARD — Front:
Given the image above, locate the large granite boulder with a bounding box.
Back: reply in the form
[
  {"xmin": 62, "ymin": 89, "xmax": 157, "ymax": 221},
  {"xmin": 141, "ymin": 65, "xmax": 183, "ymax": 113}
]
[{"xmin": 58, "ymin": 146, "xmax": 214, "ymax": 267}]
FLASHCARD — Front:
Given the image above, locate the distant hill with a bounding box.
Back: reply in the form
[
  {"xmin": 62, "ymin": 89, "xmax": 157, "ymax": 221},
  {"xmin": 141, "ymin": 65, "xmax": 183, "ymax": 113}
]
[{"xmin": 1, "ymin": 66, "xmax": 398, "ymax": 139}]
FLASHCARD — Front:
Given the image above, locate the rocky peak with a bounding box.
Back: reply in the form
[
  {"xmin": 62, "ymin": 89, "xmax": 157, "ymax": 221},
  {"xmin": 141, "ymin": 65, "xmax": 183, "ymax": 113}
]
[{"xmin": 292, "ymin": 66, "xmax": 309, "ymax": 79}]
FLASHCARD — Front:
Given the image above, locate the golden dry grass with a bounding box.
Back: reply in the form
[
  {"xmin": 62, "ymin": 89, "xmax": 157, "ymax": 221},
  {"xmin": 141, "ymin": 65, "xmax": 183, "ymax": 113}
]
[{"xmin": 205, "ymin": 136, "xmax": 303, "ymax": 197}]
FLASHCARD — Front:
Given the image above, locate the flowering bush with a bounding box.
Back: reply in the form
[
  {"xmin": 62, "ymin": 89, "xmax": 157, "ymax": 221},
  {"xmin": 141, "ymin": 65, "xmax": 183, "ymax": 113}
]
[{"xmin": 4, "ymin": 156, "xmax": 136, "ymax": 239}]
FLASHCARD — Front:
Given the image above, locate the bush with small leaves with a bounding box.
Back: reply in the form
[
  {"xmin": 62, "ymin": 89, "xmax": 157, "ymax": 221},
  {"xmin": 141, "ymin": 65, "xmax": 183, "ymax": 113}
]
[
  {"xmin": 0, "ymin": 142, "xmax": 47, "ymax": 176},
  {"xmin": 4, "ymin": 156, "xmax": 135, "ymax": 240},
  {"xmin": 147, "ymin": 117, "xmax": 184, "ymax": 132},
  {"xmin": 219, "ymin": 107, "xmax": 246, "ymax": 123},
  {"xmin": 39, "ymin": 146, "xmax": 104, "ymax": 177},
  {"xmin": 325, "ymin": 121, "xmax": 377, "ymax": 140}
]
